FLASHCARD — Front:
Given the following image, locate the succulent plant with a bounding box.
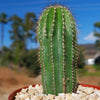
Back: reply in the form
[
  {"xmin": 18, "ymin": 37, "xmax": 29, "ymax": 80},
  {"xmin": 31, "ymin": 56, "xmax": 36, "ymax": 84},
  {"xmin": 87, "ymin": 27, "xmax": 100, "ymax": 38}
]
[{"xmin": 37, "ymin": 5, "xmax": 78, "ymax": 95}]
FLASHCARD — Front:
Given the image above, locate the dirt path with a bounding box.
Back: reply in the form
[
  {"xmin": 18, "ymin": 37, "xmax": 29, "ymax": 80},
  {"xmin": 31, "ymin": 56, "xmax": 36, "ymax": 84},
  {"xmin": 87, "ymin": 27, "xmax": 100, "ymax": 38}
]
[
  {"xmin": 0, "ymin": 67, "xmax": 41, "ymax": 100},
  {"xmin": 0, "ymin": 67, "xmax": 100, "ymax": 100},
  {"xmin": 78, "ymin": 76, "xmax": 100, "ymax": 86}
]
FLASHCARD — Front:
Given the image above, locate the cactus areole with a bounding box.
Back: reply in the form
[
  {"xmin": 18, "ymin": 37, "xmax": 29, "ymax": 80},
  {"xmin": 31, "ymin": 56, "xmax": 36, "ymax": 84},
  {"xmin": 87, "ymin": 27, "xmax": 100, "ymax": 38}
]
[{"xmin": 37, "ymin": 5, "xmax": 78, "ymax": 95}]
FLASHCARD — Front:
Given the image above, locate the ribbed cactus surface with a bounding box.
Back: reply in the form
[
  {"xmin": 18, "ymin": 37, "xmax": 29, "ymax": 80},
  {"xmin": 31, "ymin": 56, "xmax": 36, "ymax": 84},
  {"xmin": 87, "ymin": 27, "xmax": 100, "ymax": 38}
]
[{"xmin": 37, "ymin": 5, "xmax": 78, "ymax": 95}]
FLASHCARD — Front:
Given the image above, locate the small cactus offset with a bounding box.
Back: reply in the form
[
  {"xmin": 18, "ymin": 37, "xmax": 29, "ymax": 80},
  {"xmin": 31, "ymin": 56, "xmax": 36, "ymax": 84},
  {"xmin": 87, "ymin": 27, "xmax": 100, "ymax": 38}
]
[{"xmin": 37, "ymin": 5, "xmax": 78, "ymax": 95}]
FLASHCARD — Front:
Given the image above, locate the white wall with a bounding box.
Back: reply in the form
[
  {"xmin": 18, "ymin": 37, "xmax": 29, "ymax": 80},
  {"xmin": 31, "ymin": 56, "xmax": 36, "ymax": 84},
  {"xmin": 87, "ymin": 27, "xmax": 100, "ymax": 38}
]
[{"xmin": 85, "ymin": 58, "xmax": 95, "ymax": 65}]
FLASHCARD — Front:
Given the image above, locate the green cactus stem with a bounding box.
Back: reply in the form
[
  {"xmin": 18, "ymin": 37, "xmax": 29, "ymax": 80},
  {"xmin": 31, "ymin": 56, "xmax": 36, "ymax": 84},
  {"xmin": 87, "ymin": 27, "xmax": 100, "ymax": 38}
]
[{"xmin": 37, "ymin": 5, "xmax": 78, "ymax": 95}]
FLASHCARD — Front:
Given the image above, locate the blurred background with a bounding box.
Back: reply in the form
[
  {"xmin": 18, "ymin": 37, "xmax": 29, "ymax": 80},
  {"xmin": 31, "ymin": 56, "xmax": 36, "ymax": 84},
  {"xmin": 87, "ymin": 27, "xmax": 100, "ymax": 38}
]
[{"xmin": 0, "ymin": 0, "xmax": 100, "ymax": 99}]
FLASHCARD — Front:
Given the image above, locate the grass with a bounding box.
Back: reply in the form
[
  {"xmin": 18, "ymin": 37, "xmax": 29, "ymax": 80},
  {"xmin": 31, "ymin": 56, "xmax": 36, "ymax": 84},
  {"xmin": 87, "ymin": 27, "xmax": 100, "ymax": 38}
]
[
  {"xmin": 78, "ymin": 65, "xmax": 100, "ymax": 77},
  {"xmin": 93, "ymin": 64, "xmax": 100, "ymax": 70},
  {"xmin": 78, "ymin": 69, "xmax": 100, "ymax": 76}
]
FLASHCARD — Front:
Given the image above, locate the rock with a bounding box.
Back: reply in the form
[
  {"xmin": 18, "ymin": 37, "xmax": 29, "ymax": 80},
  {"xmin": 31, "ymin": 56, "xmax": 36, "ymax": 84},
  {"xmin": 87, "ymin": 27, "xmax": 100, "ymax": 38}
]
[{"xmin": 15, "ymin": 85, "xmax": 100, "ymax": 100}]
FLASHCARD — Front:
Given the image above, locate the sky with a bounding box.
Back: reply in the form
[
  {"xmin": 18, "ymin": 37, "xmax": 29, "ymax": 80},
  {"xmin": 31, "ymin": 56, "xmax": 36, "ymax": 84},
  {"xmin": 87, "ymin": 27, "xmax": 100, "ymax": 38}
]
[{"xmin": 0, "ymin": 0, "xmax": 100, "ymax": 49}]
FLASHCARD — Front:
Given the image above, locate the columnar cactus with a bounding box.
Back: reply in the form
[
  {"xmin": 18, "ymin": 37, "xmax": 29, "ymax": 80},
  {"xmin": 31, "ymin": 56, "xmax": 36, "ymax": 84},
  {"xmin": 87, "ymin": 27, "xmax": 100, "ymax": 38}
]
[{"xmin": 37, "ymin": 5, "xmax": 78, "ymax": 95}]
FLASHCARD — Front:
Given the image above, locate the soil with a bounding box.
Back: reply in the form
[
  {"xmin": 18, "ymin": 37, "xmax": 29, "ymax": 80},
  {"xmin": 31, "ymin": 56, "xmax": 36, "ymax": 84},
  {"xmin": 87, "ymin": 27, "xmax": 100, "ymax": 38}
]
[
  {"xmin": 0, "ymin": 67, "xmax": 100, "ymax": 100},
  {"xmin": 0, "ymin": 67, "xmax": 41, "ymax": 100}
]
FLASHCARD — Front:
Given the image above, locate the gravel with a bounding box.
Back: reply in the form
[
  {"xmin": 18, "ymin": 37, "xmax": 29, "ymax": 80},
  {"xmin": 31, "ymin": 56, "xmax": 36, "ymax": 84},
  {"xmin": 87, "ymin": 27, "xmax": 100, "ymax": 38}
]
[{"xmin": 15, "ymin": 84, "xmax": 100, "ymax": 100}]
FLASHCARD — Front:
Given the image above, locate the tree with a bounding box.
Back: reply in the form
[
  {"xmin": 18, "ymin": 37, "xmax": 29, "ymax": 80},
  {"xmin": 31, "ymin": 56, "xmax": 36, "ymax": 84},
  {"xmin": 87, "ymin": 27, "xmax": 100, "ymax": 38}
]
[
  {"xmin": 77, "ymin": 45, "xmax": 85, "ymax": 68},
  {"xmin": 94, "ymin": 22, "xmax": 100, "ymax": 48},
  {"xmin": 10, "ymin": 13, "xmax": 37, "ymax": 50},
  {"xmin": 9, "ymin": 15, "xmax": 24, "ymax": 65},
  {"xmin": 22, "ymin": 12, "xmax": 37, "ymax": 44},
  {"xmin": 9, "ymin": 13, "xmax": 37, "ymax": 67},
  {"xmin": 0, "ymin": 13, "xmax": 8, "ymax": 51},
  {"xmin": 18, "ymin": 49, "xmax": 40, "ymax": 75},
  {"xmin": 95, "ymin": 56, "xmax": 100, "ymax": 65},
  {"xmin": 0, "ymin": 12, "xmax": 40, "ymax": 75},
  {"xmin": 0, "ymin": 46, "xmax": 13, "ymax": 67}
]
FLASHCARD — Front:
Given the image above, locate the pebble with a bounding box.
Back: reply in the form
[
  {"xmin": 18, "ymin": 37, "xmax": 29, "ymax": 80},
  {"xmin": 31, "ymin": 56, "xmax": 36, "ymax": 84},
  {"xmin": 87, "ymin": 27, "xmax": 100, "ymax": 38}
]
[{"xmin": 15, "ymin": 84, "xmax": 100, "ymax": 100}]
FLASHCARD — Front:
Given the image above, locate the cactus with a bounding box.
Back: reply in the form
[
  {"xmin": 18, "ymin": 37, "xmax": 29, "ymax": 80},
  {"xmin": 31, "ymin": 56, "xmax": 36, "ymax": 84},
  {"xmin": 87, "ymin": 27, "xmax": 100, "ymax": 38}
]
[{"xmin": 37, "ymin": 5, "xmax": 78, "ymax": 95}]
